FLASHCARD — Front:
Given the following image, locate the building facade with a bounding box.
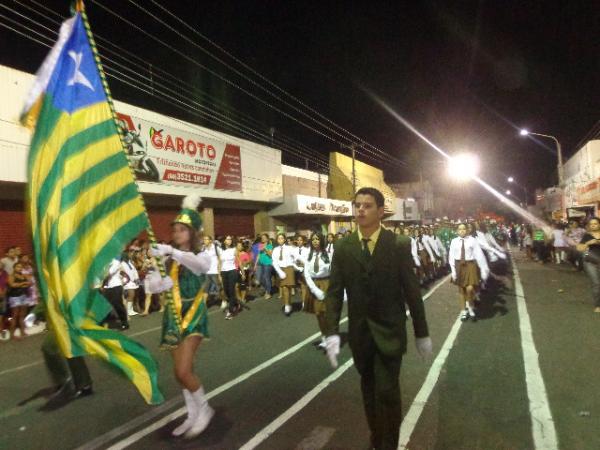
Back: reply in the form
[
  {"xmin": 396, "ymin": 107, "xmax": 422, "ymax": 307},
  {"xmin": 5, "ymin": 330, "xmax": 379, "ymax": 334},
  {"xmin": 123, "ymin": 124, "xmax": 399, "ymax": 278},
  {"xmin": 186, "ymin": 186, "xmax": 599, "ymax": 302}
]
[{"xmin": 0, "ymin": 65, "xmax": 283, "ymax": 253}]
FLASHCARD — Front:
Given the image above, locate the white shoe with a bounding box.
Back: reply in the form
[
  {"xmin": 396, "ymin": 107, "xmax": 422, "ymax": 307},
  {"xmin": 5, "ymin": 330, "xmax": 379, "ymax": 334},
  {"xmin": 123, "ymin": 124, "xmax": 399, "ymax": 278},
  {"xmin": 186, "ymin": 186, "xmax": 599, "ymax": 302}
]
[
  {"xmin": 172, "ymin": 390, "xmax": 197, "ymax": 437},
  {"xmin": 220, "ymin": 301, "xmax": 228, "ymax": 311},
  {"xmin": 127, "ymin": 303, "xmax": 138, "ymax": 316},
  {"xmin": 184, "ymin": 403, "xmax": 214, "ymax": 439}
]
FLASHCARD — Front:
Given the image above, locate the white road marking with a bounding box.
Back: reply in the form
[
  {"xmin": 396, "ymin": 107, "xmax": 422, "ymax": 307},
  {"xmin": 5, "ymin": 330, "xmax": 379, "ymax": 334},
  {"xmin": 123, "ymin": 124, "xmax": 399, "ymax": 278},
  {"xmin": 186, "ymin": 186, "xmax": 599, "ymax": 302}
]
[
  {"xmin": 101, "ymin": 317, "xmax": 349, "ymax": 450},
  {"xmin": 237, "ymin": 277, "xmax": 451, "ymax": 450},
  {"xmin": 239, "ymin": 359, "xmax": 355, "ymax": 450},
  {"xmin": 398, "ymin": 314, "xmax": 462, "ymax": 449},
  {"xmin": 82, "ymin": 277, "xmax": 449, "ymax": 449},
  {"xmin": 510, "ymin": 249, "xmax": 559, "ymax": 450}
]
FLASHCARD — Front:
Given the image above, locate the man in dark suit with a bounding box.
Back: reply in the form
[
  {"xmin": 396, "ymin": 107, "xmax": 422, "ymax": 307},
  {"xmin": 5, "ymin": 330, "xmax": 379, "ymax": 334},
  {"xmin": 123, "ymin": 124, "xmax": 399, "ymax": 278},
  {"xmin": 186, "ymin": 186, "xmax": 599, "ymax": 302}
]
[{"xmin": 324, "ymin": 187, "xmax": 432, "ymax": 450}]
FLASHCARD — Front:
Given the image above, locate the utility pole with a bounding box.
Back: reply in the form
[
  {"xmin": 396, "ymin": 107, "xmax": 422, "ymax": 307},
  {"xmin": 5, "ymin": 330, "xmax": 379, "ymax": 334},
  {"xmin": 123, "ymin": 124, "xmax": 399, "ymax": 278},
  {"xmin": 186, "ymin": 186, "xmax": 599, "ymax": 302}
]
[
  {"xmin": 269, "ymin": 127, "xmax": 275, "ymax": 147},
  {"xmin": 351, "ymin": 143, "xmax": 356, "ymax": 196}
]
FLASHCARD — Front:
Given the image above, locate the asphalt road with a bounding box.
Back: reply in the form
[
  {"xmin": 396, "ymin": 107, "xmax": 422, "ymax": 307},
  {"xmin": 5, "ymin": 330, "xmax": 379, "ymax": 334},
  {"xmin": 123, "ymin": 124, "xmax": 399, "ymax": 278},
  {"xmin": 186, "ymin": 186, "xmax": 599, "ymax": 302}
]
[{"xmin": 1, "ymin": 248, "xmax": 599, "ymax": 450}]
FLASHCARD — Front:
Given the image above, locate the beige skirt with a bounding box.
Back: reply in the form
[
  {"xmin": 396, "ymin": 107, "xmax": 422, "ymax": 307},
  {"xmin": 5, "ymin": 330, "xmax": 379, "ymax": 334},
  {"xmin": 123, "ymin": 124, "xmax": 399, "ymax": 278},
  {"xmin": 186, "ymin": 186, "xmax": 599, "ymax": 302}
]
[
  {"xmin": 304, "ymin": 278, "xmax": 329, "ymax": 315},
  {"xmin": 279, "ymin": 266, "xmax": 296, "ymax": 287},
  {"xmin": 457, "ymin": 260, "xmax": 480, "ymax": 287}
]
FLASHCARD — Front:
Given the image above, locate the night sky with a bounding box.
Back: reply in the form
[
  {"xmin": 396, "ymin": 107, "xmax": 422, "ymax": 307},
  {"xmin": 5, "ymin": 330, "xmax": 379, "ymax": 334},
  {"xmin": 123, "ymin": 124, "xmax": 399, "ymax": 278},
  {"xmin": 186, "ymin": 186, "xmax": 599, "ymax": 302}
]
[{"xmin": 1, "ymin": 0, "xmax": 599, "ymax": 203}]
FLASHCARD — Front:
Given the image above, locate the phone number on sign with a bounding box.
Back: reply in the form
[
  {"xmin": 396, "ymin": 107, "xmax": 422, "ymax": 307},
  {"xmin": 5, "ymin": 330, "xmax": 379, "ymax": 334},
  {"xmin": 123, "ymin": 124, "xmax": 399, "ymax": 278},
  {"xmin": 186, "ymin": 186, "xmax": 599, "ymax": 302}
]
[{"xmin": 162, "ymin": 169, "xmax": 211, "ymax": 185}]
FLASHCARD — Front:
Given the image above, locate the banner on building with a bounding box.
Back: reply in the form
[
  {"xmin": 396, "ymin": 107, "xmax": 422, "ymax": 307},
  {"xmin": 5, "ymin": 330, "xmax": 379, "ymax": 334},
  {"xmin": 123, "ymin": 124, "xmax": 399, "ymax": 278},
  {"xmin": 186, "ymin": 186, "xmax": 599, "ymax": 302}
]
[
  {"xmin": 116, "ymin": 112, "xmax": 242, "ymax": 191},
  {"xmin": 296, "ymin": 195, "xmax": 352, "ymax": 216}
]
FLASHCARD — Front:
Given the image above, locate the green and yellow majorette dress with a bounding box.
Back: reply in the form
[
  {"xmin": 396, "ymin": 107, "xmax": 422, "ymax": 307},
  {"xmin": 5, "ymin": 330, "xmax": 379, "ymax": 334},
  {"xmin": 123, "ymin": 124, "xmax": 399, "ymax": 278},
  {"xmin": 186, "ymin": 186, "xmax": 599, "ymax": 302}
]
[
  {"xmin": 160, "ymin": 259, "xmax": 209, "ymax": 348},
  {"xmin": 160, "ymin": 193, "xmax": 209, "ymax": 348}
]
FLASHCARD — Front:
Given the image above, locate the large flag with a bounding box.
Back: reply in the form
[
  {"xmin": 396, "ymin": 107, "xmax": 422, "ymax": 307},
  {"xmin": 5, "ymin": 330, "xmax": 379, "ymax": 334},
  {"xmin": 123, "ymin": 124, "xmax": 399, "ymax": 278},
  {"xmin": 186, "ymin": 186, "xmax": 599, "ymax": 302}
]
[{"xmin": 22, "ymin": 8, "xmax": 163, "ymax": 405}]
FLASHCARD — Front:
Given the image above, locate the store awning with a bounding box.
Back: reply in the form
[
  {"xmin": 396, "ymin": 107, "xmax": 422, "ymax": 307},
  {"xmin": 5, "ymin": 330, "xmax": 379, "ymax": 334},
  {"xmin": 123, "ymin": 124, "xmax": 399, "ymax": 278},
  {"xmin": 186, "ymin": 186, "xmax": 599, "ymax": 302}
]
[{"xmin": 268, "ymin": 194, "xmax": 352, "ymax": 217}]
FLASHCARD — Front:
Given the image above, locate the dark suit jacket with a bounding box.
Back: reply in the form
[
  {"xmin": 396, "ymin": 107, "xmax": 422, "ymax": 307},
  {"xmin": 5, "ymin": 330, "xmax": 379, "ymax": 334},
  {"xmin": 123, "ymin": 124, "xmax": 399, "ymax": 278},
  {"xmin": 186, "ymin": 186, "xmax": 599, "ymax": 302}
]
[{"xmin": 324, "ymin": 228, "xmax": 429, "ymax": 370}]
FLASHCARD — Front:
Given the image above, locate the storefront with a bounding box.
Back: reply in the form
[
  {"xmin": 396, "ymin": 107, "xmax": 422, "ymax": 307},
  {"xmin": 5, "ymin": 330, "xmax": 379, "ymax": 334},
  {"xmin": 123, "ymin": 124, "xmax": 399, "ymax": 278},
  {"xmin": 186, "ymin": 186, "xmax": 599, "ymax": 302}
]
[
  {"xmin": 0, "ymin": 65, "xmax": 283, "ymax": 252},
  {"xmin": 268, "ymin": 194, "xmax": 353, "ymax": 236}
]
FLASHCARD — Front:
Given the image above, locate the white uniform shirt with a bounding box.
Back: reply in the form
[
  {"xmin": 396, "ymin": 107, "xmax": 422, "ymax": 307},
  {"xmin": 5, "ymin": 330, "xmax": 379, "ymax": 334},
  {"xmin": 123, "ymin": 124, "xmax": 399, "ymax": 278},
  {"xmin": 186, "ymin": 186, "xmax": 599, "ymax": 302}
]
[
  {"xmin": 475, "ymin": 230, "xmax": 505, "ymax": 261},
  {"xmin": 220, "ymin": 247, "xmax": 237, "ymax": 272},
  {"xmin": 272, "ymin": 244, "xmax": 297, "ymax": 278},
  {"xmin": 409, "ymin": 237, "xmax": 421, "ymax": 267},
  {"xmin": 325, "ymin": 241, "xmax": 335, "ymax": 258},
  {"xmin": 449, "ymin": 236, "xmax": 489, "ymax": 281},
  {"xmin": 301, "ymin": 250, "xmax": 331, "ymax": 300}
]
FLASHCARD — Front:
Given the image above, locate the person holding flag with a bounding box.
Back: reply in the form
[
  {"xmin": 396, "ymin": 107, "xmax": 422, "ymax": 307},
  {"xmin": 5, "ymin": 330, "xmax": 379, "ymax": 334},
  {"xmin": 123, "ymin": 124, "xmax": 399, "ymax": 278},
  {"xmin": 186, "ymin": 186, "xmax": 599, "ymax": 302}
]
[
  {"xmin": 21, "ymin": 1, "xmax": 163, "ymax": 407},
  {"xmin": 149, "ymin": 195, "xmax": 215, "ymax": 438}
]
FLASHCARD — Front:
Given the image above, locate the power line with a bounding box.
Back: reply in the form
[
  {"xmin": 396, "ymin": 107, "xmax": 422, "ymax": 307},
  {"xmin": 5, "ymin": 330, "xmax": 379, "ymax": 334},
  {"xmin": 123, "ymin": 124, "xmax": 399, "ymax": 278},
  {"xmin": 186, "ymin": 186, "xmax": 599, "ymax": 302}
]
[
  {"xmin": 132, "ymin": 0, "xmax": 408, "ymax": 167},
  {"xmin": 17, "ymin": 0, "xmax": 405, "ymax": 171},
  {"xmin": 90, "ymin": 0, "xmax": 408, "ymax": 169},
  {"xmin": 1, "ymin": 3, "xmax": 330, "ymax": 171}
]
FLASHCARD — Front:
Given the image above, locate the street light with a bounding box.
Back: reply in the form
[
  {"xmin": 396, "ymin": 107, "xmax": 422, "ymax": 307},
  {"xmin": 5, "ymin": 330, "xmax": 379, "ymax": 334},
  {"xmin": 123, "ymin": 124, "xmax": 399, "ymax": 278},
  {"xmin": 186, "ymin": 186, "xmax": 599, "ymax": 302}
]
[
  {"xmin": 505, "ymin": 189, "xmax": 511, "ymax": 195},
  {"xmin": 519, "ymin": 129, "xmax": 564, "ymax": 186},
  {"xmin": 507, "ymin": 176, "xmax": 514, "ymax": 183},
  {"xmin": 447, "ymin": 153, "xmax": 479, "ymax": 182}
]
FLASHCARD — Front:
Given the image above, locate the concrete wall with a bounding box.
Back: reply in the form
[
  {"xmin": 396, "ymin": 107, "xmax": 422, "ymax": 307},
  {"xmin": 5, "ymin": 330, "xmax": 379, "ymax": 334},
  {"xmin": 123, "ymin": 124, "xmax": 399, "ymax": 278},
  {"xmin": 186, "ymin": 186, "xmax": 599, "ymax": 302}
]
[{"xmin": 328, "ymin": 151, "xmax": 395, "ymax": 213}]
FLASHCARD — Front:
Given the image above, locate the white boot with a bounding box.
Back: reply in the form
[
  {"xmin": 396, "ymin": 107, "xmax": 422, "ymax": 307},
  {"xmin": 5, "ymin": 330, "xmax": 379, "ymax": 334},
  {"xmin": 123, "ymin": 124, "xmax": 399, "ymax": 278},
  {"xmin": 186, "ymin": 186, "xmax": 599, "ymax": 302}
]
[
  {"xmin": 184, "ymin": 387, "xmax": 214, "ymax": 439},
  {"xmin": 172, "ymin": 390, "xmax": 197, "ymax": 437},
  {"xmin": 127, "ymin": 302, "xmax": 138, "ymax": 316}
]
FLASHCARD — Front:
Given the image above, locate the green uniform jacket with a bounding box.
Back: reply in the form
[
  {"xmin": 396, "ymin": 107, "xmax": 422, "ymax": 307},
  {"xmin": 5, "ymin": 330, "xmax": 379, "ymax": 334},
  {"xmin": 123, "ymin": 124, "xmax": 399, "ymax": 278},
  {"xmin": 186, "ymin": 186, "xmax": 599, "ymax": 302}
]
[{"xmin": 324, "ymin": 229, "xmax": 429, "ymax": 369}]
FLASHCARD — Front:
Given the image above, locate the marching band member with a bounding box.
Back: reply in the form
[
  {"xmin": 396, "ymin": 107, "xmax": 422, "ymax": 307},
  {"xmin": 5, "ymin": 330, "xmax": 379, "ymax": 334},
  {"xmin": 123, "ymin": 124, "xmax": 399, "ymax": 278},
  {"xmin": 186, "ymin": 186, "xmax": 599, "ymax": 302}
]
[
  {"xmin": 403, "ymin": 227, "xmax": 422, "ymax": 269},
  {"xmin": 470, "ymin": 223, "xmax": 506, "ymax": 263},
  {"xmin": 325, "ymin": 233, "xmax": 336, "ymax": 258},
  {"xmin": 272, "ymin": 233, "xmax": 297, "ymax": 316},
  {"xmin": 294, "ymin": 235, "xmax": 309, "ymax": 307},
  {"xmin": 297, "ymin": 233, "xmax": 332, "ymax": 349},
  {"xmin": 149, "ymin": 195, "xmax": 214, "ymax": 439},
  {"xmin": 449, "ymin": 223, "xmax": 489, "ymax": 322}
]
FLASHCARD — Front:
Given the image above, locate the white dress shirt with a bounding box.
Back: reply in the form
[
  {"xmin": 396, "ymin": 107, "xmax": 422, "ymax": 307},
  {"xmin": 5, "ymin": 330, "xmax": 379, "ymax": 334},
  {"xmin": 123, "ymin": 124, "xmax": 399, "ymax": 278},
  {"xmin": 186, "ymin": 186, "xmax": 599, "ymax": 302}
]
[
  {"xmin": 409, "ymin": 237, "xmax": 421, "ymax": 267},
  {"xmin": 272, "ymin": 244, "xmax": 297, "ymax": 278},
  {"xmin": 449, "ymin": 235, "xmax": 489, "ymax": 281},
  {"xmin": 475, "ymin": 230, "xmax": 505, "ymax": 261},
  {"xmin": 301, "ymin": 250, "xmax": 331, "ymax": 300}
]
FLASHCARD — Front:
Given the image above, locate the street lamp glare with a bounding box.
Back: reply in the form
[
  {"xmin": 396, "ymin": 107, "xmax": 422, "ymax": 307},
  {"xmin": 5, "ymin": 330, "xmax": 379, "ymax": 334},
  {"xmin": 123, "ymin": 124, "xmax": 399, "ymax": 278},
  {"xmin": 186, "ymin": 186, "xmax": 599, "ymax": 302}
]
[
  {"xmin": 507, "ymin": 176, "xmax": 514, "ymax": 183},
  {"xmin": 447, "ymin": 153, "xmax": 479, "ymax": 182},
  {"xmin": 505, "ymin": 190, "xmax": 511, "ymax": 195},
  {"xmin": 519, "ymin": 129, "xmax": 529, "ymax": 136}
]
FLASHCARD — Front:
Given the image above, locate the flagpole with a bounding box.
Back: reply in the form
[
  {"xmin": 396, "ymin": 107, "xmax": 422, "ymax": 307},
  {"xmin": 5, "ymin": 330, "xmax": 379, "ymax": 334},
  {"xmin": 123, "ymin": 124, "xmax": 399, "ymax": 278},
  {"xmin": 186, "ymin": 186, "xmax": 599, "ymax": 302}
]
[{"xmin": 77, "ymin": 1, "xmax": 182, "ymax": 333}]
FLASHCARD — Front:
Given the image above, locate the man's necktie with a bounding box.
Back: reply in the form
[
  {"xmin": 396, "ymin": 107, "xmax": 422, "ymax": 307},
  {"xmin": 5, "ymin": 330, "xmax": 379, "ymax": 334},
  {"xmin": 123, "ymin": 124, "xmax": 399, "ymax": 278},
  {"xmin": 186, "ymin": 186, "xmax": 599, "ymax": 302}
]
[
  {"xmin": 362, "ymin": 238, "xmax": 371, "ymax": 260},
  {"xmin": 460, "ymin": 238, "xmax": 466, "ymax": 262},
  {"xmin": 279, "ymin": 247, "xmax": 283, "ymax": 261},
  {"xmin": 313, "ymin": 252, "xmax": 320, "ymax": 273}
]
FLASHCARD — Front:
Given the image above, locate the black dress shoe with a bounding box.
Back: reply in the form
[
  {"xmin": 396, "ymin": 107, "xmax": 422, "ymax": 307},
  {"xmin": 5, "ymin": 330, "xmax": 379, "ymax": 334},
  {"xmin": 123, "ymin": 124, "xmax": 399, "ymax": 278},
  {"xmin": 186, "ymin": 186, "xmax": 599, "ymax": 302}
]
[
  {"xmin": 121, "ymin": 323, "xmax": 130, "ymax": 330},
  {"xmin": 39, "ymin": 382, "xmax": 77, "ymax": 411},
  {"xmin": 74, "ymin": 386, "xmax": 94, "ymax": 398}
]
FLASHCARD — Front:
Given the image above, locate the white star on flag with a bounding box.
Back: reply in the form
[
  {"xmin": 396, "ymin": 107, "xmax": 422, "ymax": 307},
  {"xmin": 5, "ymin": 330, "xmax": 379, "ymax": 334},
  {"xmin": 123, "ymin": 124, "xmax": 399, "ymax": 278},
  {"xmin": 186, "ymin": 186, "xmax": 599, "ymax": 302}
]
[{"xmin": 67, "ymin": 50, "xmax": 94, "ymax": 91}]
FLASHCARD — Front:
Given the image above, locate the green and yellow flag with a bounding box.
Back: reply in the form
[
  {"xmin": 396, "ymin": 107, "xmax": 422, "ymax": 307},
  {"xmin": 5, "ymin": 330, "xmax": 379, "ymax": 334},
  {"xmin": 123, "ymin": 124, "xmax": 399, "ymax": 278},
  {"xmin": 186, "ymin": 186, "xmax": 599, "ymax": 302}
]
[{"xmin": 22, "ymin": 7, "xmax": 163, "ymax": 404}]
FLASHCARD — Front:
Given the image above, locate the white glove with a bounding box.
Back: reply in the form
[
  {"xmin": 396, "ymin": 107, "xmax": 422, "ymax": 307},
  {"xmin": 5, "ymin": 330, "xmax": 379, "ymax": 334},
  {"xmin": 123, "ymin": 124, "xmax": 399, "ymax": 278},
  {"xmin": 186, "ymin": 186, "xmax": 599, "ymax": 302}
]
[
  {"xmin": 325, "ymin": 335, "xmax": 340, "ymax": 369},
  {"xmin": 160, "ymin": 276, "xmax": 174, "ymax": 292},
  {"xmin": 149, "ymin": 244, "xmax": 173, "ymax": 257},
  {"xmin": 415, "ymin": 337, "xmax": 433, "ymax": 360}
]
